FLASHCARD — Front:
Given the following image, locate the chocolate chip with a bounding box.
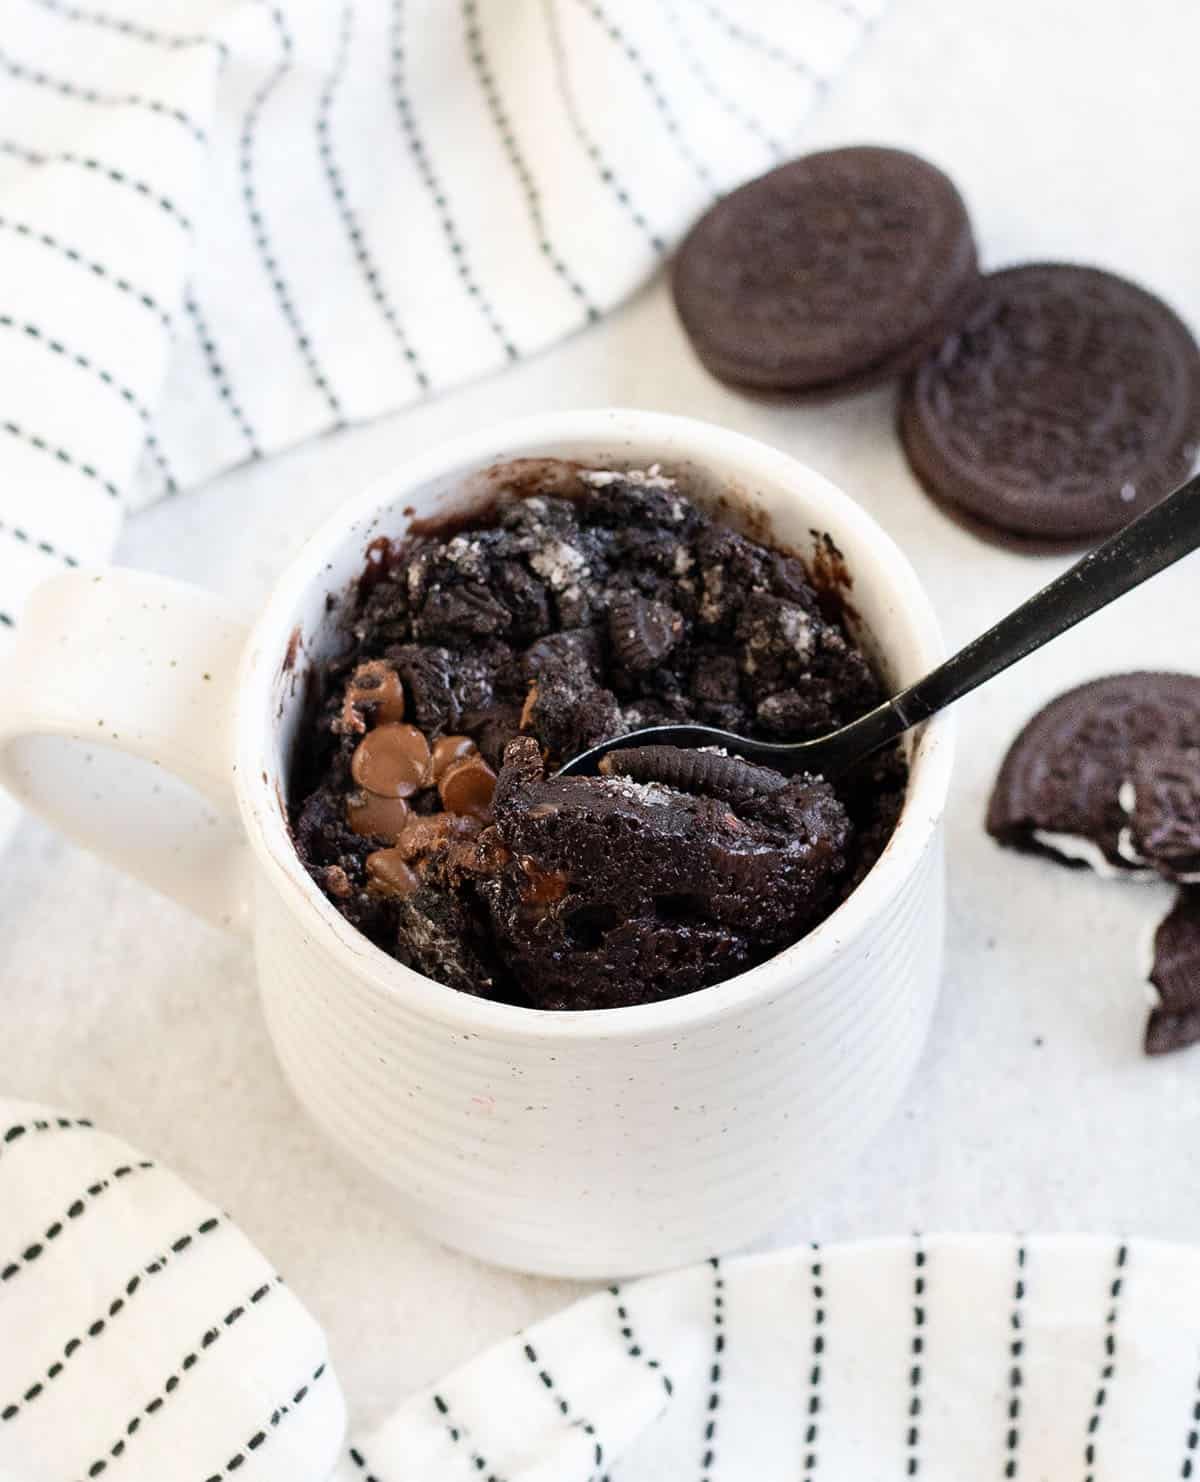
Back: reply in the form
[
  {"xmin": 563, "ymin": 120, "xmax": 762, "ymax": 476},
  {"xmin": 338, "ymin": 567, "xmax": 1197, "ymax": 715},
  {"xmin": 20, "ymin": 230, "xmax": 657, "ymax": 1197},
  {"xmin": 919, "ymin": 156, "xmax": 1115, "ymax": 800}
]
[
  {"xmin": 346, "ymin": 792, "xmax": 411, "ymax": 841},
  {"xmin": 430, "ymin": 734, "xmax": 477, "ymax": 782},
  {"xmin": 351, "ymin": 723, "xmax": 432, "ymax": 798},
  {"xmin": 438, "ymin": 754, "xmax": 497, "ymax": 818},
  {"xmin": 365, "ymin": 848, "xmax": 421, "ymax": 898},
  {"xmin": 519, "ymin": 856, "xmax": 569, "ymax": 905}
]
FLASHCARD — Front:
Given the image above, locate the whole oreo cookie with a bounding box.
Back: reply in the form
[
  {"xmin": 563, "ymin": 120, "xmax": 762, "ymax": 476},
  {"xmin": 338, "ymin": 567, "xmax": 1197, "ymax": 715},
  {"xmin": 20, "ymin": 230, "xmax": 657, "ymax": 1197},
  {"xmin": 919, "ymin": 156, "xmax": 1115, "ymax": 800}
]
[
  {"xmin": 1146, "ymin": 889, "xmax": 1200, "ymax": 1055},
  {"xmin": 987, "ymin": 674, "xmax": 1200, "ymax": 873},
  {"xmin": 902, "ymin": 264, "xmax": 1200, "ymax": 540},
  {"xmin": 672, "ymin": 146, "xmax": 979, "ymax": 393}
]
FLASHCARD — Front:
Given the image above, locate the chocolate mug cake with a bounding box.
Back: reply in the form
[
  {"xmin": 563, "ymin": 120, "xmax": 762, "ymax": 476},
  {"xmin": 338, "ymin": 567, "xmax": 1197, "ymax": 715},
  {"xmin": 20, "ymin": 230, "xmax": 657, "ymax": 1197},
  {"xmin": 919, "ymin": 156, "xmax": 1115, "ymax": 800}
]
[{"xmin": 293, "ymin": 462, "xmax": 905, "ymax": 1009}]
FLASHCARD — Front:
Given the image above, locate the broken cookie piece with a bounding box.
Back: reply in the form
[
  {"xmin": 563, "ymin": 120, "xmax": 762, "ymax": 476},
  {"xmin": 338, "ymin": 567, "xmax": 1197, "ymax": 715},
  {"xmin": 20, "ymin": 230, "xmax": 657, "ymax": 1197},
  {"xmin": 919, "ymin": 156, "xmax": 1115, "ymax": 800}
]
[
  {"xmin": 988, "ymin": 674, "xmax": 1200, "ymax": 875},
  {"xmin": 1146, "ymin": 889, "xmax": 1200, "ymax": 1055}
]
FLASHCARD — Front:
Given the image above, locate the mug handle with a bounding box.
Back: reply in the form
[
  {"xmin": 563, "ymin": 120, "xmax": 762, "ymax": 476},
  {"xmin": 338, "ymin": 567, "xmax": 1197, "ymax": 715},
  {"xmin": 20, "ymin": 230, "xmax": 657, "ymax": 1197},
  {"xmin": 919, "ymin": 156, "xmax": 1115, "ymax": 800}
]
[{"xmin": 0, "ymin": 568, "xmax": 253, "ymax": 932}]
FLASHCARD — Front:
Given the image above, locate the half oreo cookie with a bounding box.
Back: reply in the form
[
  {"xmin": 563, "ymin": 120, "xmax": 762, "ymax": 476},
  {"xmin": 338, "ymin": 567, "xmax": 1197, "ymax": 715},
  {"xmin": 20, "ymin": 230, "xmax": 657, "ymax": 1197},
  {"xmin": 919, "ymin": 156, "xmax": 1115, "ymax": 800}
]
[{"xmin": 988, "ymin": 674, "xmax": 1200, "ymax": 874}]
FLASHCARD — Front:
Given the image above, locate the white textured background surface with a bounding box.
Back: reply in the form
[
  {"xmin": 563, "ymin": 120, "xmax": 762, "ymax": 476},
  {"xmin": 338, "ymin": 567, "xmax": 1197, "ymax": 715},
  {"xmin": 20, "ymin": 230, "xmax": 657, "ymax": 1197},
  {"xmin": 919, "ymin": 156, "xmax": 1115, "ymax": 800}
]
[{"xmin": 1, "ymin": 0, "xmax": 1197, "ymax": 1433}]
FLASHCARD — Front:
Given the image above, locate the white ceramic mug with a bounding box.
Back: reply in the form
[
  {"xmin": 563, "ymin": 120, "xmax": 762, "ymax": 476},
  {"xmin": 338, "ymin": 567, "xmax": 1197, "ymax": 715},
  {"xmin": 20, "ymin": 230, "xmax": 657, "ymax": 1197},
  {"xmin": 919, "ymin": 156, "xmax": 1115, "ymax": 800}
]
[{"xmin": 0, "ymin": 410, "xmax": 953, "ymax": 1277}]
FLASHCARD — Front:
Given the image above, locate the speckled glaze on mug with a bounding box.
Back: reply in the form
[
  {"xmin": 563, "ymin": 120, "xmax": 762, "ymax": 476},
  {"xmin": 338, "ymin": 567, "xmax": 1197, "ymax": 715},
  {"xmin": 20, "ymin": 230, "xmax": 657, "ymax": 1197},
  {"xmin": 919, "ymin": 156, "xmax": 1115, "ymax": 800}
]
[{"xmin": 0, "ymin": 411, "xmax": 953, "ymax": 1277}]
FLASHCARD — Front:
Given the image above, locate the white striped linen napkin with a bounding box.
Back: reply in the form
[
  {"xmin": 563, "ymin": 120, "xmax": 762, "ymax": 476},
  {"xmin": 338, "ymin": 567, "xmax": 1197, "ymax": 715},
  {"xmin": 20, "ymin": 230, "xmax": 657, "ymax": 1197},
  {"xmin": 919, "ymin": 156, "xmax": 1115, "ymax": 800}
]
[
  {"xmin": 6, "ymin": 1099, "xmax": 1200, "ymax": 1480},
  {"xmin": 0, "ymin": 0, "xmax": 886, "ymax": 854},
  {"xmin": 0, "ymin": 0, "xmax": 884, "ymax": 648}
]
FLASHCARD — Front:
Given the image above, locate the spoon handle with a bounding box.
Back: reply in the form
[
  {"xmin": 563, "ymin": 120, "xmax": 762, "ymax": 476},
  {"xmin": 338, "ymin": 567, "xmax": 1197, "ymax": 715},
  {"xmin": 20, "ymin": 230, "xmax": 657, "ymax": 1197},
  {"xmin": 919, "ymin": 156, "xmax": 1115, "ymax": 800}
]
[{"xmin": 831, "ymin": 468, "xmax": 1200, "ymax": 764}]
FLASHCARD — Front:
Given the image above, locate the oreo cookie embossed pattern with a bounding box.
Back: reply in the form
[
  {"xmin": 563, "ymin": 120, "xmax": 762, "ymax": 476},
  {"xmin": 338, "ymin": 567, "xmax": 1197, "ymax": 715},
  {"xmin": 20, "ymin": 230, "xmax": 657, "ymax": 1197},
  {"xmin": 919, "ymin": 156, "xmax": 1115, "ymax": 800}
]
[
  {"xmin": 902, "ymin": 265, "xmax": 1200, "ymax": 540},
  {"xmin": 672, "ymin": 146, "xmax": 980, "ymax": 395},
  {"xmin": 294, "ymin": 466, "xmax": 905, "ymax": 1010}
]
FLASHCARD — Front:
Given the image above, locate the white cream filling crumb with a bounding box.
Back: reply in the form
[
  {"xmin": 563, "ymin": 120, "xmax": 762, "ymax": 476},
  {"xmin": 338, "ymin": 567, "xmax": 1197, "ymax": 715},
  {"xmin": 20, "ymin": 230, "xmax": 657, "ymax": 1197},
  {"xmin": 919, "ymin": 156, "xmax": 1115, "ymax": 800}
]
[
  {"xmin": 444, "ymin": 534, "xmax": 486, "ymax": 578},
  {"xmin": 1117, "ymin": 827, "xmax": 1147, "ymax": 866},
  {"xmin": 530, "ymin": 539, "xmax": 588, "ymax": 591},
  {"xmin": 1032, "ymin": 829, "xmax": 1156, "ymax": 881},
  {"xmin": 778, "ymin": 603, "xmax": 814, "ymax": 659},
  {"xmin": 599, "ymin": 776, "xmax": 673, "ymax": 805},
  {"xmin": 581, "ymin": 464, "xmax": 678, "ymax": 492},
  {"xmin": 699, "ymin": 565, "xmax": 723, "ymax": 624}
]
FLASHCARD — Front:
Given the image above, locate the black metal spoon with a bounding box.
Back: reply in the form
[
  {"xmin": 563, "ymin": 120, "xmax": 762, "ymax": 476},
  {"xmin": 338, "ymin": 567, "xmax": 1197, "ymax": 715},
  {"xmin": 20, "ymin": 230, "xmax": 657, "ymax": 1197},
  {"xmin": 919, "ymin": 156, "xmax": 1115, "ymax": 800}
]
[{"xmin": 557, "ymin": 467, "xmax": 1200, "ymax": 779}]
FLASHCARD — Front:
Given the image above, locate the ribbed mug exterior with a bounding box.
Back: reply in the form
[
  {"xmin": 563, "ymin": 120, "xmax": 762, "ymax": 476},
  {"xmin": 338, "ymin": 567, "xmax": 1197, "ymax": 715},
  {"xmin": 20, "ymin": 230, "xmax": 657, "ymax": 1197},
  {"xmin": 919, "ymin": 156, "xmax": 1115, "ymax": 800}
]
[
  {"xmin": 236, "ymin": 410, "xmax": 955, "ymax": 1277},
  {"xmin": 257, "ymin": 833, "xmax": 944, "ymax": 1277}
]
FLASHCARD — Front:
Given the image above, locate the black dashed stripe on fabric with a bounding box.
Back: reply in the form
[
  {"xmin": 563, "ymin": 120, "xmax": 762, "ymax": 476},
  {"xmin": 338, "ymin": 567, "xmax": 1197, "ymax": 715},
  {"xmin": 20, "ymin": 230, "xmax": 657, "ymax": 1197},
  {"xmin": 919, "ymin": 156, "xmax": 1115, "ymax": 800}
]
[
  {"xmin": 1180, "ymin": 1351, "xmax": 1200, "ymax": 1478},
  {"xmin": 0, "ymin": 612, "xmax": 14, "ymax": 627},
  {"xmin": 30, "ymin": 0, "xmax": 230, "ymax": 64},
  {"xmin": 571, "ymin": 0, "xmax": 714, "ymax": 196},
  {"xmin": 0, "ymin": 1161, "xmax": 154, "ymax": 1286},
  {"xmin": 432, "ymin": 1392, "xmax": 504, "ymax": 1481},
  {"xmin": 0, "ymin": 518, "xmax": 80, "ymax": 568},
  {"xmin": 347, "ymin": 1443, "xmax": 386, "ymax": 1482},
  {"xmin": 241, "ymin": 4, "xmax": 343, "ymax": 422},
  {"xmin": 657, "ymin": 0, "xmax": 782, "ymax": 160},
  {"xmin": 0, "ymin": 1214, "xmax": 225, "ymax": 1424},
  {"xmin": 521, "ymin": 1340, "xmax": 603, "ymax": 1471},
  {"xmin": 608, "ymin": 1284, "xmax": 674, "ymax": 1397},
  {"xmin": 0, "ymin": 215, "xmax": 173, "ymax": 328},
  {"xmin": 689, "ymin": 0, "xmax": 825, "ymax": 83},
  {"xmin": 198, "ymin": 1362, "xmax": 328, "ymax": 1482},
  {"xmin": 0, "ymin": 418, "xmax": 122, "ymax": 500},
  {"xmin": 388, "ymin": 0, "xmax": 517, "ymax": 361},
  {"xmin": 804, "ymin": 1243, "xmax": 824, "ymax": 1473},
  {"xmin": 183, "ymin": 292, "xmax": 261, "ymax": 457},
  {"xmin": 0, "ymin": 313, "xmax": 177, "ymax": 491},
  {"xmin": 906, "ymin": 1241, "xmax": 926, "ymax": 1477},
  {"xmin": 0, "ymin": 1115, "xmax": 92, "ymax": 1156},
  {"xmin": 315, "ymin": 0, "xmax": 428, "ymax": 392},
  {"xmin": 461, "ymin": 0, "xmax": 597, "ymax": 323},
  {"xmin": 539, "ymin": 0, "xmax": 663, "ymax": 253},
  {"xmin": 74, "ymin": 1278, "xmax": 284, "ymax": 1474},
  {"xmin": 0, "ymin": 137, "xmax": 42, "ymax": 164},
  {"xmin": 0, "ymin": 49, "xmax": 207, "ymax": 144},
  {"xmin": 699, "ymin": 1257, "xmax": 724, "ymax": 1482},
  {"xmin": 1004, "ymin": 1245, "xmax": 1027, "ymax": 1480},
  {"xmin": 1083, "ymin": 1243, "xmax": 1128, "ymax": 1482},
  {"xmin": 0, "ymin": 139, "xmax": 194, "ymax": 233}
]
